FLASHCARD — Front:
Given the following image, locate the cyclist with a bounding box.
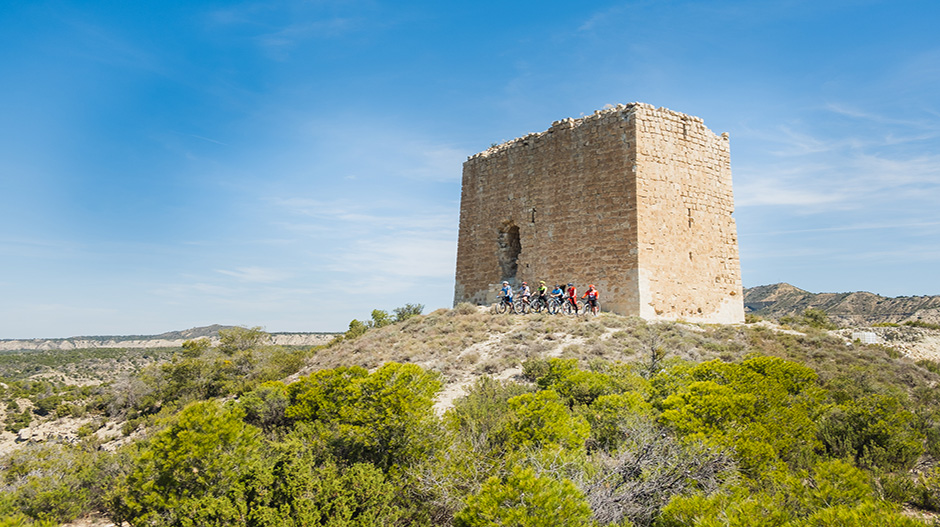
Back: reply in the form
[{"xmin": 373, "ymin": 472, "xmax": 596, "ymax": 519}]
[
  {"xmin": 536, "ymin": 281, "xmax": 549, "ymax": 304},
  {"xmin": 528, "ymin": 280, "xmax": 548, "ymax": 312},
  {"xmin": 500, "ymin": 281, "xmax": 513, "ymax": 308},
  {"xmin": 582, "ymin": 284, "xmax": 600, "ymax": 315},
  {"xmin": 549, "ymin": 284, "xmax": 565, "ymax": 313},
  {"xmin": 519, "ymin": 281, "xmax": 531, "ymax": 303},
  {"xmin": 566, "ymin": 283, "xmax": 579, "ymax": 314}
]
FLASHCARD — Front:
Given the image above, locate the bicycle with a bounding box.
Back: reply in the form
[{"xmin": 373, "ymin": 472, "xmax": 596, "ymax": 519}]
[
  {"xmin": 514, "ymin": 297, "xmax": 531, "ymax": 314},
  {"xmin": 562, "ymin": 299, "xmax": 583, "ymax": 316},
  {"xmin": 529, "ymin": 296, "xmax": 551, "ymax": 314},
  {"xmin": 546, "ymin": 296, "xmax": 565, "ymax": 315},
  {"xmin": 495, "ymin": 296, "xmax": 516, "ymax": 314},
  {"xmin": 580, "ymin": 299, "xmax": 600, "ymax": 317}
]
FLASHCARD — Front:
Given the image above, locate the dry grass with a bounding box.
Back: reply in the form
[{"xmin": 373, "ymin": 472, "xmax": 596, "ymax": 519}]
[{"xmin": 290, "ymin": 306, "xmax": 940, "ymax": 413}]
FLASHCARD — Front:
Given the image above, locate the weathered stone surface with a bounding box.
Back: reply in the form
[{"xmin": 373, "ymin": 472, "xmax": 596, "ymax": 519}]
[{"xmin": 454, "ymin": 103, "xmax": 744, "ymax": 324}]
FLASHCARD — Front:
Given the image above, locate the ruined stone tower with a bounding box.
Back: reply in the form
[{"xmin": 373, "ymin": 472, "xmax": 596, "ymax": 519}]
[{"xmin": 454, "ymin": 103, "xmax": 745, "ymax": 323}]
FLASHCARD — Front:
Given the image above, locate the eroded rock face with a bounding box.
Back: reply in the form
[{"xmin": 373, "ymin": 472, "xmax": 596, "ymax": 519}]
[
  {"xmin": 745, "ymin": 283, "xmax": 940, "ymax": 326},
  {"xmin": 0, "ymin": 332, "xmax": 338, "ymax": 352},
  {"xmin": 833, "ymin": 326, "xmax": 940, "ymax": 362}
]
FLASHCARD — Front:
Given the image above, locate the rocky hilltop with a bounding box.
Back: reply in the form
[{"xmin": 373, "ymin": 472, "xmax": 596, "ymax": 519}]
[
  {"xmin": 0, "ymin": 325, "xmax": 338, "ymax": 352},
  {"xmin": 744, "ymin": 283, "xmax": 940, "ymax": 326}
]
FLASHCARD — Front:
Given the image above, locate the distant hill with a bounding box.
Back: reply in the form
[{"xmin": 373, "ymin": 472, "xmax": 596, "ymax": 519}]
[
  {"xmin": 0, "ymin": 325, "xmax": 339, "ymax": 352},
  {"xmin": 744, "ymin": 283, "xmax": 940, "ymax": 326}
]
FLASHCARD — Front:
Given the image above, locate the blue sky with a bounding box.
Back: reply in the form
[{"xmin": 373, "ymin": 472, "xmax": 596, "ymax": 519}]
[{"xmin": 1, "ymin": 0, "xmax": 938, "ymax": 338}]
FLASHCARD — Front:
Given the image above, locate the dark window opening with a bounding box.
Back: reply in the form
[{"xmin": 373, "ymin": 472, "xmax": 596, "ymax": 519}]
[{"xmin": 497, "ymin": 225, "xmax": 521, "ymax": 283}]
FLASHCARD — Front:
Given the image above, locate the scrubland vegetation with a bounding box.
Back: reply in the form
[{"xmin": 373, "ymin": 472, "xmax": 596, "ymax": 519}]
[{"xmin": 2, "ymin": 306, "xmax": 940, "ymax": 526}]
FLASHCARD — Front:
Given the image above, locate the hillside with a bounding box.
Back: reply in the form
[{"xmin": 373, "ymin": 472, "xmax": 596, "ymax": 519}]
[
  {"xmin": 744, "ymin": 283, "xmax": 940, "ymax": 326},
  {"xmin": 3, "ymin": 307, "xmax": 940, "ymax": 526}
]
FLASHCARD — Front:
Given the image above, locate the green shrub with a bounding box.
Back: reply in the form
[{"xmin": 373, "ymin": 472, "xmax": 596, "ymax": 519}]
[
  {"xmin": 180, "ymin": 338, "xmax": 210, "ymax": 358},
  {"xmin": 581, "ymin": 392, "xmax": 653, "ymax": 450},
  {"xmin": 454, "ymin": 467, "xmax": 592, "ymax": 527},
  {"xmin": 904, "ymin": 320, "xmax": 940, "ymax": 330},
  {"xmin": 4, "ymin": 410, "xmax": 31, "ymax": 433},
  {"xmin": 818, "ymin": 393, "xmax": 924, "ymax": 471},
  {"xmin": 2, "ymin": 442, "xmax": 116, "ymax": 523},
  {"xmin": 503, "ymin": 390, "xmax": 589, "ymax": 452},
  {"xmin": 239, "ymin": 381, "xmax": 290, "ymax": 433},
  {"xmin": 780, "ymin": 308, "xmax": 837, "ymax": 330},
  {"xmin": 656, "ymin": 356, "xmax": 823, "ymax": 475},
  {"xmin": 113, "ymin": 400, "xmax": 263, "ymax": 526},
  {"xmin": 917, "ymin": 359, "xmax": 940, "ymax": 376},
  {"xmin": 658, "ymin": 459, "xmax": 912, "ymax": 527},
  {"xmin": 32, "ymin": 396, "xmax": 61, "ymax": 417},
  {"xmin": 285, "ymin": 362, "xmax": 443, "ymax": 469},
  {"xmin": 912, "ymin": 465, "xmax": 940, "ymax": 512},
  {"xmin": 244, "ymin": 446, "xmax": 402, "ymax": 527}
]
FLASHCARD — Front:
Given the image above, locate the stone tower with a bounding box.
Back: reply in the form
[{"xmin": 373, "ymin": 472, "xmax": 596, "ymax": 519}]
[{"xmin": 454, "ymin": 103, "xmax": 744, "ymax": 324}]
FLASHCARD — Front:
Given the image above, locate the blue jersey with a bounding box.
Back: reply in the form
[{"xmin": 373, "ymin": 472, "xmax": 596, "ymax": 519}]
[{"xmin": 501, "ymin": 285, "xmax": 513, "ymax": 299}]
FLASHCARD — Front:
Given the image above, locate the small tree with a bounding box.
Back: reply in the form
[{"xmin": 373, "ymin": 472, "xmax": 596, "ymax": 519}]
[
  {"xmin": 394, "ymin": 303, "xmax": 424, "ymax": 322},
  {"xmin": 370, "ymin": 309, "xmax": 393, "ymax": 328},
  {"xmin": 218, "ymin": 326, "xmax": 270, "ymax": 355},
  {"xmin": 344, "ymin": 319, "xmax": 369, "ymax": 340}
]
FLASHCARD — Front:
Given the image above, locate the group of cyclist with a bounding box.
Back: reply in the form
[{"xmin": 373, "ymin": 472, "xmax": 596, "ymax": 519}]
[{"xmin": 499, "ymin": 280, "xmax": 600, "ymax": 316}]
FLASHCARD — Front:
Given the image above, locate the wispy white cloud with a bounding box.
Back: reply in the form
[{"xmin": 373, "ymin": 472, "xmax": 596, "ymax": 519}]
[
  {"xmin": 256, "ymin": 18, "xmax": 361, "ymax": 48},
  {"xmin": 744, "ymin": 220, "xmax": 940, "ymax": 236},
  {"xmin": 205, "ymin": 1, "xmax": 399, "ymax": 60},
  {"xmin": 824, "ymin": 103, "xmax": 940, "ymax": 132},
  {"xmin": 294, "ymin": 120, "xmax": 466, "ymax": 183},
  {"xmin": 268, "ymin": 197, "xmax": 456, "ymax": 232},
  {"xmin": 215, "ymin": 266, "xmax": 292, "ymax": 283},
  {"xmin": 736, "ymin": 103, "xmax": 940, "ymax": 212},
  {"xmin": 171, "ymin": 131, "xmax": 229, "ymax": 146},
  {"xmin": 326, "ymin": 234, "xmax": 456, "ymax": 279}
]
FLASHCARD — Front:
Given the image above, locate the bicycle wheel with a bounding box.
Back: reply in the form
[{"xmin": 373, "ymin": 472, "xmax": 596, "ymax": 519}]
[
  {"xmin": 580, "ymin": 301, "xmax": 596, "ymax": 317},
  {"xmin": 514, "ymin": 298, "xmax": 528, "ymax": 314},
  {"xmin": 496, "ymin": 300, "xmax": 508, "ymax": 314}
]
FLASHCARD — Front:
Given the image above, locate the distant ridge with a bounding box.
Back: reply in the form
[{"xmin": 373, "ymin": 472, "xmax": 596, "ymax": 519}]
[
  {"xmin": 744, "ymin": 283, "xmax": 940, "ymax": 326},
  {"xmin": 0, "ymin": 325, "xmax": 339, "ymax": 352}
]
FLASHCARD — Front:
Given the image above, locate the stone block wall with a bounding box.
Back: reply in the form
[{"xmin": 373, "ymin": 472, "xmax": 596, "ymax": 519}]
[{"xmin": 454, "ymin": 103, "xmax": 744, "ymax": 323}]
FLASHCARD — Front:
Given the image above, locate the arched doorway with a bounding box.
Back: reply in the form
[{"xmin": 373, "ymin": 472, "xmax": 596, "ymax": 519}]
[{"xmin": 497, "ymin": 224, "xmax": 521, "ymax": 284}]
